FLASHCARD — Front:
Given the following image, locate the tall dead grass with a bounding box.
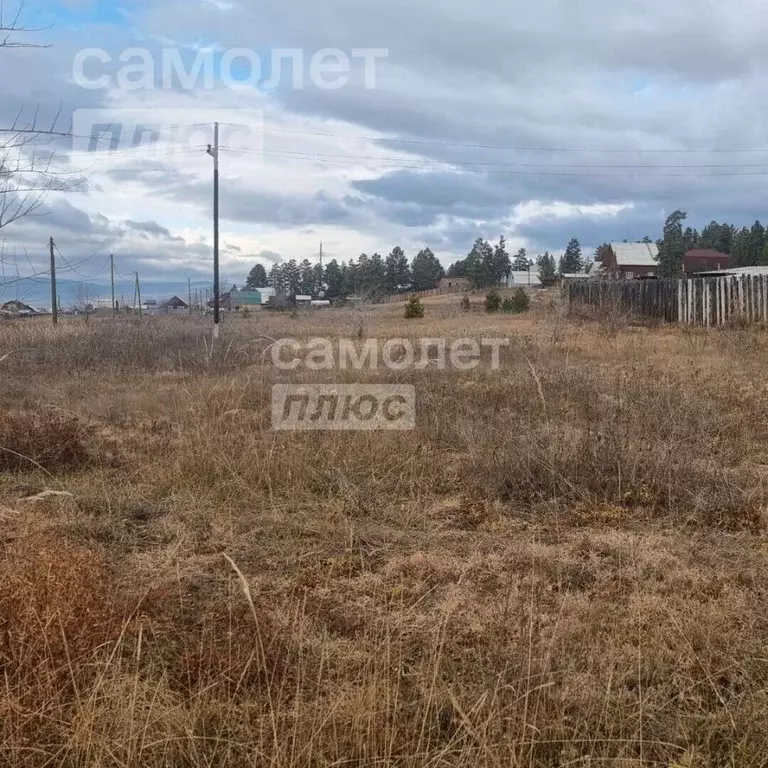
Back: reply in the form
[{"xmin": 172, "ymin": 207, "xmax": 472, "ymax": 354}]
[{"xmin": 2, "ymin": 310, "xmax": 768, "ymax": 765}]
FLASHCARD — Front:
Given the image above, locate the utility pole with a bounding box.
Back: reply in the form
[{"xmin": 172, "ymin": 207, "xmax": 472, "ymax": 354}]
[
  {"xmin": 206, "ymin": 123, "xmax": 220, "ymax": 338},
  {"xmin": 188, "ymin": 277, "xmax": 193, "ymax": 316},
  {"xmin": 49, "ymin": 237, "xmax": 58, "ymax": 326},
  {"xmin": 110, "ymin": 254, "xmax": 116, "ymax": 317},
  {"xmin": 320, "ymin": 241, "xmax": 323, "ymax": 269},
  {"xmin": 135, "ymin": 272, "xmax": 143, "ymax": 319}
]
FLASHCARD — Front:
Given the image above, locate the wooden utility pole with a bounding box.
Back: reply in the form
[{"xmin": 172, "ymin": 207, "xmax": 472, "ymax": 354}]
[
  {"xmin": 110, "ymin": 254, "xmax": 116, "ymax": 317},
  {"xmin": 135, "ymin": 272, "xmax": 143, "ymax": 319},
  {"xmin": 206, "ymin": 123, "xmax": 220, "ymax": 338},
  {"xmin": 49, "ymin": 237, "xmax": 58, "ymax": 326},
  {"xmin": 188, "ymin": 277, "xmax": 193, "ymax": 316}
]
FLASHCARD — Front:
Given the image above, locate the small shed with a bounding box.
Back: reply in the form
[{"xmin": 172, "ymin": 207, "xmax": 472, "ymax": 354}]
[{"xmin": 438, "ymin": 277, "xmax": 471, "ymax": 292}]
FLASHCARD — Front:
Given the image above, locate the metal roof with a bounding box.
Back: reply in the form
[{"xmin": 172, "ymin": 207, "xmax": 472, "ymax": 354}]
[
  {"xmin": 695, "ymin": 266, "xmax": 768, "ymax": 278},
  {"xmin": 610, "ymin": 242, "xmax": 659, "ymax": 267}
]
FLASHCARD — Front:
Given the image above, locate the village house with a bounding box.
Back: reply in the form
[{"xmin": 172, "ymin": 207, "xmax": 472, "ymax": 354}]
[
  {"xmin": 683, "ymin": 249, "xmax": 730, "ymax": 275},
  {"xmin": 602, "ymin": 242, "xmax": 660, "ymax": 279}
]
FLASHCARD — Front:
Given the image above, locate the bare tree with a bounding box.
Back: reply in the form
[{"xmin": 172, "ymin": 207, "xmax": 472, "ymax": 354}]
[{"xmin": 1, "ymin": 1, "xmax": 78, "ymax": 231}]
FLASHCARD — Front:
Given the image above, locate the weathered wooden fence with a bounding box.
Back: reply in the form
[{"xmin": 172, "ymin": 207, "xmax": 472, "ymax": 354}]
[
  {"xmin": 378, "ymin": 286, "xmax": 466, "ymax": 304},
  {"xmin": 566, "ymin": 275, "xmax": 768, "ymax": 327}
]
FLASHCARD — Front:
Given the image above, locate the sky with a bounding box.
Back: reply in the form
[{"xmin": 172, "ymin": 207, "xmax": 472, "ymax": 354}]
[{"xmin": 4, "ymin": 0, "xmax": 768, "ymax": 303}]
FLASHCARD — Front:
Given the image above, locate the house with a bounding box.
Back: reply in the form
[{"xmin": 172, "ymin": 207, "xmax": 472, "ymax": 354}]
[
  {"xmin": 1, "ymin": 300, "xmax": 37, "ymax": 315},
  {"xmin": 507, "ymin": 269, "xmax": 542, "ymax": 288},
  {"xmin": 603, "ymin": 242, "xmax": 660, "ymax": 279},
  {"xmin": 229, "ymin": 290, "xmax": 263, "ymax": 310},
  {"xmin": 683, "ymin": 249, "xmax": 730, "ymax": 275},
  {"xmin": 229, "ymin": 288, "xmax": 277, "ymax": 310},
  {"xmin": 158, "ymin": 296, "xmax": 188, "ymax": 315},
  {"xmin": 438, "ymin": 277, "xmax": 471, "ymax": 292}
]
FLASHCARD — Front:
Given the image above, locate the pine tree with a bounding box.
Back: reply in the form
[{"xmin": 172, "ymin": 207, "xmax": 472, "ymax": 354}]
[
  {"xmin": 492, "ymin": 236, "xmax": 511, "ymax": 284},
  {"xmin": 559, "ymin": 238, "xmax": 582, "ymax": 274},
  {"xmin": 244, "ymin": 263, "xmax": 268, "ymax": 290},
  {"xmin": 465, "ymin": 238, "xmax": 494, "ymax": 289},
  {"xmin": 512, "ymin": 247, "xmax": 530, "ymax": 271},
  {"xmin": 537, "ymin": 252, "xmax": 557, "ymax": 287},
  {"xmin": 323, "ymin": 259, "xmax": 344, "ymax": 299},
  {"xmin": 299, "ymin": 259, "xmax": 315, "ymax": 295},
  {"xmin": 657, "ymin": 211, "xmax": 687, "ymax": 277},
  {"xmin": 284, "ymin": 259, "xmax": 301, "ymax": 295},
  {"xmin": 411, "ymin": 248, "xmax": 444, "ymax": 291},
  {"xmin": 384, "ymin": 246, "xmax": 411, "ymax": 294},
  {"xmin": 594, "ymin": 244, "xmax": 612, "ymax": 265}
]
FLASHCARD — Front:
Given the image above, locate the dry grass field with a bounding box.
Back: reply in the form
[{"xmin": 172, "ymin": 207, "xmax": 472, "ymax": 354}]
[{"xmin": 2, "ymin": 295, "xmax": 768, "ymax": 766}]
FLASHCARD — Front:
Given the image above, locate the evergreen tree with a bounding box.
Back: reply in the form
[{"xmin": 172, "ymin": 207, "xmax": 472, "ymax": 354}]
[
  {"xmin": 313, "ymin": 263, "xmax": 324, "ymax": 296},
  {"xmin": 342, "ymin": 259, "xmax": 358, "ymax": 297},
  {"xmin": 283, "ymin": 259, "xmax": 301, "ymax": 295},
  {"xmin": 384, "ymin": 246, "xmax": 411, "ymax": 294},
  {"xmin": 731, "ymin": 227, "xmax": 751, "ymax": 267},
  {"xmin": 537, "ymin": 252, "xmax": 557, "ymax": 287},
  {"xmin": 594, "ymin": 243, "xmax": 612, "ymax": 264},
  {"xmin": 299, "ymin": 259, "xmax": 315, "ymax": 295},
  {"xmin": 657, "ymin": 210, "xmax": 687, "ymax": 277},
  {"xmin": 512, "ymin": 247, "xmax": 530, "ymax": 271},
  {"xmin": 748, "ymin": 221, "xmax": 765, "ymax": 265},
  {"xmin": 464, "ymin": 238, "xmax": 494, "ymax": 288},
  {"xmin": 411, "ymin": 248, "xmax": 444, "ymax": 291},
  {"xmin": 268, "ymin": 263, "xmax": 288, "ymax": 295},
  {"xmin": 323, "ymin": 259, "xmax": 344, "ymax": 299},
  {"xmin": 683, "ymin": 227, "xmax": 700, "ymax": 252},
  {"xmin": 559, "ymin": 238, "xmax": 583, "ymax": 274},
  {"xmin": 492, "ymin": 236, "xmax": 512, "ymax": 284},
  {"xmin": 244, "ymin": 263, "xmax": 268, "ymax": 290},
  {"xmin": 447, "ymin": 259, "xmax": 468, "ymax": 278}
]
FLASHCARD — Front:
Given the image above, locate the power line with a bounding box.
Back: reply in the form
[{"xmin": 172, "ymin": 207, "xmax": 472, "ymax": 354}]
[
  {"xmin": 226, "ymin": 123, "xmax": 768, "ymax": 154},
  {"xmin": 219, "ymin": 146, "xmax": 768, "ymax": 178},
  {"xmin": 222, "ymin": 145, "xmax": 768, "ymax": 172}
]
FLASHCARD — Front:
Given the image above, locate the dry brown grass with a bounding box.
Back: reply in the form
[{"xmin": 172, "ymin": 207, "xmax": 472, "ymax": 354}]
[{"xmin": 1, "ymin": 305, "xmax": 768, "ymax": 766}]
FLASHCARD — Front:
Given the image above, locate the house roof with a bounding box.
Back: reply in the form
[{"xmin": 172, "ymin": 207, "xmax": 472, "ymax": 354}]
[
  {"xmin": 684, "ymin": 249, "xmax": 729, "ymax": 264},
  {"xmin": 1, "ymin": 300, "xmax": 36, "ymax": 313},
  {"xmin": 610, "ymin": 242, "xmax": 659, "ymax": 267},
  {"xmin": 161, "ymin": 295, "xmax": 188, "ymax": 308}
]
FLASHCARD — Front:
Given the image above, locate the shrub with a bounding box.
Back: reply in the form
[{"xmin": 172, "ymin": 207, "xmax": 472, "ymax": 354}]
[
  {"xmin": 404, "ymin": 296, "xmax": 425, "ymax": 319},
  {"xmin": 460, "ymin": 295, "xmax": 471, "ymax": 313},
  {"xmin": 484, "ymin": 290, "xmax": 502, "ymax": 313},
  {"xmin": 0, "ymin": 408, "xmax": 92, "ymax": 472},
  {"xmin": 512, "ymin": 287, "xmax": 531, "ymax": 313},
  {"xmin": 501, "ymin": 298, "xmax": 515, "ymax": 313}
]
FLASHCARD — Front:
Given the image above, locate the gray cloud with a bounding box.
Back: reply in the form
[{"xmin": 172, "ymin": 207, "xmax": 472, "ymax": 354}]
[{"xmin": 6, "ymin": 0, "xmax": 768, "ymax": 286}]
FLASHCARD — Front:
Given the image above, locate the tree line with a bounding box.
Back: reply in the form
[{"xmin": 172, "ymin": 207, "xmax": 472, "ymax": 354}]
[
  {"xmin": 653, "ymin": 212, "xmax": 768, "ymax": 276},
  {"xmin": 241, "ymin": 236, "xmax": 583, "ymax": 299},
  {"xmin": 242, "ymin": 248, "xmax": 444, "ymax": 299}
]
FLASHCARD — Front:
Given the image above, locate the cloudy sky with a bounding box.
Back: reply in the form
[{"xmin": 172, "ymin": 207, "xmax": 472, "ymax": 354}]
[{"xmin": 3, "ymin": 0, "xmax": 768, "ymax": 299}]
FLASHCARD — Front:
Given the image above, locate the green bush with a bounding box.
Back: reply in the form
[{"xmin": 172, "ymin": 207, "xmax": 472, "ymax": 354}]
[
  {"xmin": 511, "ymin": 287, "xmax": 531, "ymax": 313},
  {"xmin": 404, "ymin": 296, "xmax": 425, "ymax": 319},
  {"xmin": 460, "ymin": 295, "xmax": 471, "ymax": 313},
  {"xmin": 484, "ymin": 290, "xmax": 502, "ymax": 313},
  {"xmin": 501, "ymin": 289, "xmax": 531, "ymax": 314}
]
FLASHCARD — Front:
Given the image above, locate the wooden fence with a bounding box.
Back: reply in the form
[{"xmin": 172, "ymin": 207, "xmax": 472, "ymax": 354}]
[
  {"xmin": 377, "ymin": 286, "xmax": 467, "ymax": 305},
  {"xmin": 566, "ymin": 275, "xmax": 768, "ymax": 327}
]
